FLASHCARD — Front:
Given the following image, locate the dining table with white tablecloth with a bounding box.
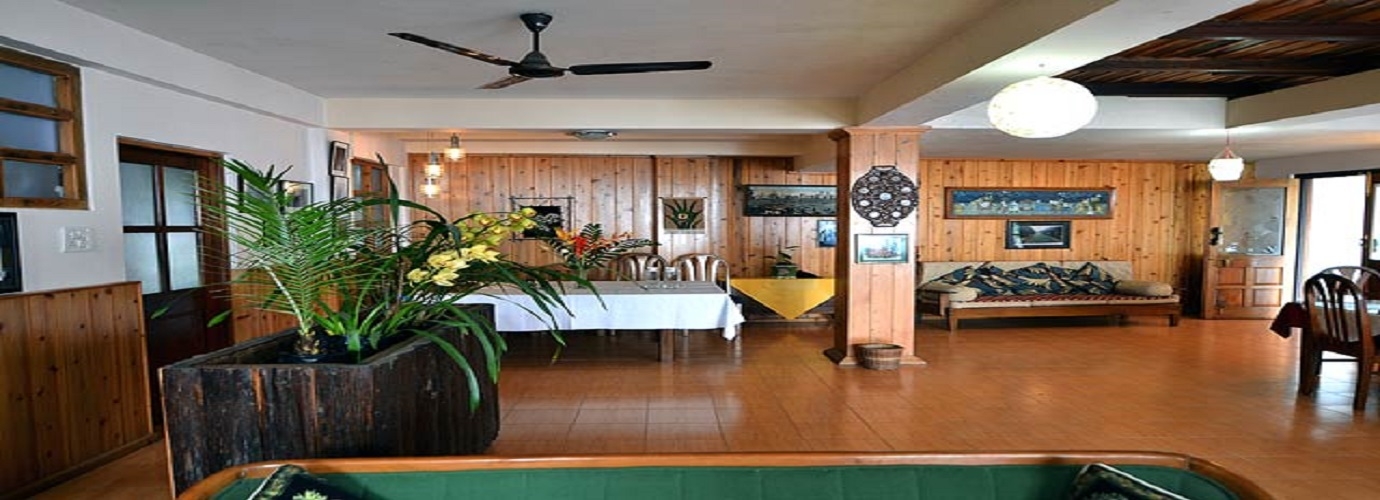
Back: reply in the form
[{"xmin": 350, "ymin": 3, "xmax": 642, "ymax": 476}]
[{"xmin": 456, "ymin": 281, "xmax": 744, "ymax": 362}]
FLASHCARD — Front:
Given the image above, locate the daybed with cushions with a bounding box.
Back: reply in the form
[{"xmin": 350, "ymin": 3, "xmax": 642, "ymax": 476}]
[
  {"xmin": 181, "ymin": 451, "xmax": 1270, "ymax": 500},
  {"xmin": 917, "ymin": 261, "xmax": 1181, "ymax": 332}
]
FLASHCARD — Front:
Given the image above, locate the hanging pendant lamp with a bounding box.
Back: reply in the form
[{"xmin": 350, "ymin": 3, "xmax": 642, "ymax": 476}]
[
  {"xmin": 445, "ymin": 133, "xmax": 466, "ymax": 161},
  {"xmin": 1207, "ymin": 132, "xmax": 1244, "ymax": 181},
  {"xmin": 987, "ymin": 76, "xmax": 1098, "ymax": 139}
]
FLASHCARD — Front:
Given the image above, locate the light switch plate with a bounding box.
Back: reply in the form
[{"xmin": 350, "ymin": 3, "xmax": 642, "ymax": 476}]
[{"xmin": 62, "ymin": 226, "xmax": 94, "ymax": 253}]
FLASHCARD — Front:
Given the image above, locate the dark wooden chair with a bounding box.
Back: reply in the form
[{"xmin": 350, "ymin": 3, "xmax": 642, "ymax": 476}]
[
  {"xmin": 1301, "ymin": 273, "xmax": 1378, "ymax": 411},
  {"xmin": 1320, "ymin": 266, "xmax": 1380, "ymax": 297}
]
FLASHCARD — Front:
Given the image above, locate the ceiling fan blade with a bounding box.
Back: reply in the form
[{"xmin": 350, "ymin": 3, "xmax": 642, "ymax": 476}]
[
  {"xmin": 479, "ymin": 75, "xmax": 533, "ymax": 89},
  {"xmin": 568, "ymin": 61, "xmax": 712, "ymax": 75},
  {"xmin": 389, "ymin": 33, "xmax": 519, "ymax": 67}
]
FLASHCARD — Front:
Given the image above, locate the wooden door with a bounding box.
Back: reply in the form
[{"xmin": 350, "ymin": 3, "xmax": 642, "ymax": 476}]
[
  {"xmin": 1202, "ymin": 178, "xmax": 1299, "ymax": 319},
  {"xmin": 118, "ymin": 143, "xmax": 230, "ymax": 424}
]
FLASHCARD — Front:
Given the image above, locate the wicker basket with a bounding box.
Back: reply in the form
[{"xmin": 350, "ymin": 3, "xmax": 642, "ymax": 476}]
[{"xmin": 855, "ymin": 343, "xmax": 903, "ymax": 370}]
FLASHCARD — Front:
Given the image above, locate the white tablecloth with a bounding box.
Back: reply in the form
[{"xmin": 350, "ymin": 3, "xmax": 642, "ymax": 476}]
[{"xmin": 457, "ymin": 281, "xmax": 744, "ymax": 339}]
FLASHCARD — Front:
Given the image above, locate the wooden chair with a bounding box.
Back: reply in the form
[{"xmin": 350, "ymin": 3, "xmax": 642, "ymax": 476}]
[
  {"xmin": 1321, "ymin": 266, "xmax": 1380, "ymax": 297},
  {"xmin": 1301, "ymin": 273, "xmax": 1378, "ymax": 411},
  {"xmin": 610, "ymin": 253, "xmax": 669, "ymax": 281}
]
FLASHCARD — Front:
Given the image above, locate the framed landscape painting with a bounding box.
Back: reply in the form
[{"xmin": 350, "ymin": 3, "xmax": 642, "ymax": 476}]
[
  {"xmin": 744, "ymin": 185, "xmax": 837, "ymax": 217},
  {"xmin": 855, "ymin": 233, "xmax": 909, "ymax": 264},
  {"xmin": 1005, "ymin": 220, "xmax": 1072, "ymax": 249},
  {"xmin": 945, "ymin": 187, "xmax": 1114, "ymax": 219}
]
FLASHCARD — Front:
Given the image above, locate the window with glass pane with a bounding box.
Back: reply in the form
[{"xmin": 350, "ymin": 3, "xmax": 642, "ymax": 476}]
[
  {"xmin": 121, "ymin": 145, "xmax": 212, "ymax": 293},
  {"xmin": 0, "ymin": 47, "xmax": 86, "ymax": 209}
]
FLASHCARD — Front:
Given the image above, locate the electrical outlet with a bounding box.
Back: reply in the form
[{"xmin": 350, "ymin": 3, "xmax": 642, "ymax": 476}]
[{"xmin": 62, "ymin": 226, "xmax": 94, "ymax": 253}]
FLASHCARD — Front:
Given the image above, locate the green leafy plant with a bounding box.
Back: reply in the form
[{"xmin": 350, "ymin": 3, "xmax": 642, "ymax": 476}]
[
  {"xmin": 769, "ymin": 244, "xmax": 800, "ymax": 266},
  {"xmin": 206, "ymin": 158, "xmax": 577, "ymax": 408},
  {"xmin": 541, "ymin": 223, "xmax": 654, "ymax": 279}
]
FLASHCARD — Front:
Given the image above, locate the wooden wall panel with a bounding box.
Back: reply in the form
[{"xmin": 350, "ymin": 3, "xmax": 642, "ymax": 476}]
[
  {"xmin": 1, "ymin": 282, "xmax": 156, "ymax": 500},
  {"xmin": 654, "ymin": 157, "xmax": 731, "ymax": 261},
  {"xmin": 403, "ymin": 155, "xmax": 1204, "ymax": 296},
  {"xmin": 411, "ymin": 155, "xmax": 658, "ymax": 270},
  {"xmin": 411, "ymin": 154, "xmax": 828, "ymax": 278},
  {"xmin": 918, "ymin": 159, "xmax": 1210, "ymax": 292},
  {"xmin": 734, "ymin": 157, "xmax": 838, "ymax": 278}
]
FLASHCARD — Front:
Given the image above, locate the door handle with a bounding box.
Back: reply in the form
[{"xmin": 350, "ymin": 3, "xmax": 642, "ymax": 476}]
[{"xmin": 1209, "ymin": 227, "xmax": 1223, "ymax": 246}]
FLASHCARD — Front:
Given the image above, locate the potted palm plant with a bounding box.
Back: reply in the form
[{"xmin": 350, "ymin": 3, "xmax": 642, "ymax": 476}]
[
  {"xmin": 161, "ymin": 158, "xmax": 577, "ymax": 493},
  {"xmin": 768, "ymin": 244, "xmax": 800, "ymax": 279}
]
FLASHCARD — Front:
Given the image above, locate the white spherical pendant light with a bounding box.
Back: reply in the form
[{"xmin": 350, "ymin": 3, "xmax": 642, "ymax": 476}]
[{"xmin": 986, "ymin": 76, "xmax": 1098, "ymax": 138}]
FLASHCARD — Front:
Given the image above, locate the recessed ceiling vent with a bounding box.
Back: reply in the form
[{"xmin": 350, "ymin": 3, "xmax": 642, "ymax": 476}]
[{"xmin": 569, "ymin": 130, "xmax": 618, "ymax": 141}]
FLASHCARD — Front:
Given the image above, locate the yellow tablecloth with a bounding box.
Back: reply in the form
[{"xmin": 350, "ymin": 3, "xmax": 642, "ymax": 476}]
[{"xmin": 731, "ymin": 278, "xmax": 836, "ymax": 320}]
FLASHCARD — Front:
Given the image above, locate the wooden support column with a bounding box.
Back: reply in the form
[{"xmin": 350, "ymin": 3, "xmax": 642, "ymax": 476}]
[{"xmin": 824, "ymin": 127, "xmax": 927, "ymax": 366}]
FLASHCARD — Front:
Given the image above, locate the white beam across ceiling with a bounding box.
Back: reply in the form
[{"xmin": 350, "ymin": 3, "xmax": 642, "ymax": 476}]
[
  {"xmin": 1227, "ymin": 69, "xmax": 1380, "ymax": 129},
  {"xmin": 326, "ymin": 98, "xmax": 854, "ymax": 132},
  {"xmin": 859, "ymin": 0, "xmax": 1257, "ymax": 127}
]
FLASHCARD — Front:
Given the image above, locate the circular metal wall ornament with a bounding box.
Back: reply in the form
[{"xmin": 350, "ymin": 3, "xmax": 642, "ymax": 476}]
[{"xmin": 850, "ymin": 165, "xmax": 918, "ymax": 227}]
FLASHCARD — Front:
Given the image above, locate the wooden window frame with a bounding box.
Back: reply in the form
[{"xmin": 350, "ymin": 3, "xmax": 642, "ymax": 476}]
[{"xmin": 0, "ymin": 47, "xmax": 87, "ymax": 209}]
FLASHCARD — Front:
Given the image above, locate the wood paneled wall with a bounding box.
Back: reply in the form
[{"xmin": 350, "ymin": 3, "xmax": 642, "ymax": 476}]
[
  {"xmin": 406, "ymin": 155, "xmax": 1209, "ymax": 300},
  {"xmin": 734, "ymin": 158, "xmax": 838, "ymax": 278},
  {"xmin": 409, "ymin": 154, "xmax": 837, "ymax": 279},
  {"xmin": 918, "ymin": 159, "xmax": 1211, "ymax": 294},
  {"xmin": 0, "ymin": 282, "xmax": 156, "ymax": 500}
]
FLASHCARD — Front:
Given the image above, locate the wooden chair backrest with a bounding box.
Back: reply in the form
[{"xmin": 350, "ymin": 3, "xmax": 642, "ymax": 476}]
[
  {"xmin": 1320, "ymin": 266, "xmax": 1380, "ymax": 295},
  {"xmin": 671, "ymin": 253, "xmax": 730, "ymax": 291},
  {"xmin": 1304, "ymin": 273, "xmax": 1374, "ymax": 356},
  {"xmin": 610, "ymin": 253, "xmax": 669, "ymax": 281}
]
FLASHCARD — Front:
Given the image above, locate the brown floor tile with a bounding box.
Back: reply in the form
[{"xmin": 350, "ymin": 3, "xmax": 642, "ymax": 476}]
[{"xmin": 35, "ymin": 318, "xmax": 1380, "ymax": 499}]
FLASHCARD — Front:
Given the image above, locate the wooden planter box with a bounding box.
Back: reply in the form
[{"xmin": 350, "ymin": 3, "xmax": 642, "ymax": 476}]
[{"xmin": 160, "ymin": 306, "xmax": 499, "ymax": 494}]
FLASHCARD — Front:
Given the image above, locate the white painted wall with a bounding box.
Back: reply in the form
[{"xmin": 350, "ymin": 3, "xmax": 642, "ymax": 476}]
[
  {"xmin": 1257, "ymin": 148, "xmax": 1380, "ymax": 179},
  {"xmin": 16, "ymin": 69, "xmax": 320, "ymax": 292}
]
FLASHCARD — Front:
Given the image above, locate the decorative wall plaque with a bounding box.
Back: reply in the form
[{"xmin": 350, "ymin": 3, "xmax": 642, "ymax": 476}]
[{"xmin": 850, "ymin": 165, "xmax": 918, "ymax": 227}]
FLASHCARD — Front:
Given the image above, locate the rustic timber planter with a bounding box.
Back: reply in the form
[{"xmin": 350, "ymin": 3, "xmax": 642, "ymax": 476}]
[{"xmin": 160, "ymin": 306, "xmax": 499, "ymax": 494}]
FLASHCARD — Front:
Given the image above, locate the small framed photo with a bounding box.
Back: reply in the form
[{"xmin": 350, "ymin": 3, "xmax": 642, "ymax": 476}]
[
  {"xmin": 817, "ymin": 219, "xmax": 837, "ymax": 247},
  {"xmin": 331, "ymin": 175, "xmax": 351, "ymax": 200},
  {"xmin": 855, "ymin": 233, "xmax": 909, "ymax": 264},
  {"xmin": 280, "ymin": 180, "xmax": 313, "ymax": 210},
  {"xmin": 1006, "ymin": 220, "xmax": 1071, "ymax": 249},
  {"xmin": 328, "ymin": 141, "xmax": 350, "ymax": 176}
]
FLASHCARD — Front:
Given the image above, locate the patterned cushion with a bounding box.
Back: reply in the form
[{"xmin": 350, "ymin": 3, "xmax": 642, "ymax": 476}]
[
  {"xmin": 1069, "ymin": 463, "xmax": 1190, "ymax": 500},
  {"xmin": 935, "ymin": 265, "xmax": 978, "ymax": 285},
  {"xmin": 1007, "ymin": 263, "xmax": 1067, "ymax": 294},
  {"xmin": 249, "ymin": 464, "xmax": 363, "ymax": 500},
  {"xmin": 929, "ymin": 262, "xmax": 1126, "ymax": 297},
  {"xmin": 1061, "ymin": 262, "xmax": 1118, "ymax": 295}
]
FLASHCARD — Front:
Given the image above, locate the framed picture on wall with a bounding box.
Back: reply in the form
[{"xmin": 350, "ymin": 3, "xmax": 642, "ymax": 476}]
[
  {"xmin": 817, "ymin": 219, "xmax": 837, "ymax": 247},
  {"xmin": 0, "ymin": 213, "xmax": 21, "ymax": 293},
  {"xmin": 855, "ymin": 233, "xmax": 909, "ymax": 264},
  {"xmin": 1005, "ymin": 220, "xmax": 1072, "ymax": 249},
  {"xmin": 280, "ymin": 180, "xmax": 313, "ymax": 210},
  {"xmin": 661, "ymin": 197, "xmax": 706, "ymax": 234},
  {"xmin": 331, "ymin": 175, "xmax": 351, "ymax": 200},
  {"xmin": 743, "ymin": 184, "xmax": 837, "ymax": 217},
  {"xmin": 328, "ymin": 141, "xmax": 350, "ymax": 176},
  {"xmin": 945, "ymin": 187, "xmax": 1114, "ymax": 219},
  {"xmin": 510, "ymin": 196, "xmax": 574, "ymax": 239}
]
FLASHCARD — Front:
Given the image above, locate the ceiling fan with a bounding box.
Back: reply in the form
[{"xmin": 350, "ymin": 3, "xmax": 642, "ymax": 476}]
[{"xmin": 390, "ymin": 13, "xmax": 713, "ymax": 89}]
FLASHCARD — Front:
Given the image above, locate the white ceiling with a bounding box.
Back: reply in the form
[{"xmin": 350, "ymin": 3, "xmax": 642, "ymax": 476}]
[{"xmin": 51, "ymin": 0, "xmax": 1380, "ymax": 162}]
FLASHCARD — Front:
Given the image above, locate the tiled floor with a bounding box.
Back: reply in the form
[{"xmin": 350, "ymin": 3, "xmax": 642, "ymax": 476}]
[{"xmin": 32, "ymin": 317, "xmax": 1380, "ymax": 499}]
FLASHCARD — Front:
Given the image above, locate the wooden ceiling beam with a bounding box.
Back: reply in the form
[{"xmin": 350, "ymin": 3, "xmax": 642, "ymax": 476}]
[
  {"xmin": 1077, "ymin": 57, "xmax": 1354, "ymax": 76},
  {"xmin": 1165, "ymin": 21, "xmax": 1380, "ymax": 42},
  {"xmin": 1076, "ymin": 82, "xmax": 1282, "ymax": 98}
]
